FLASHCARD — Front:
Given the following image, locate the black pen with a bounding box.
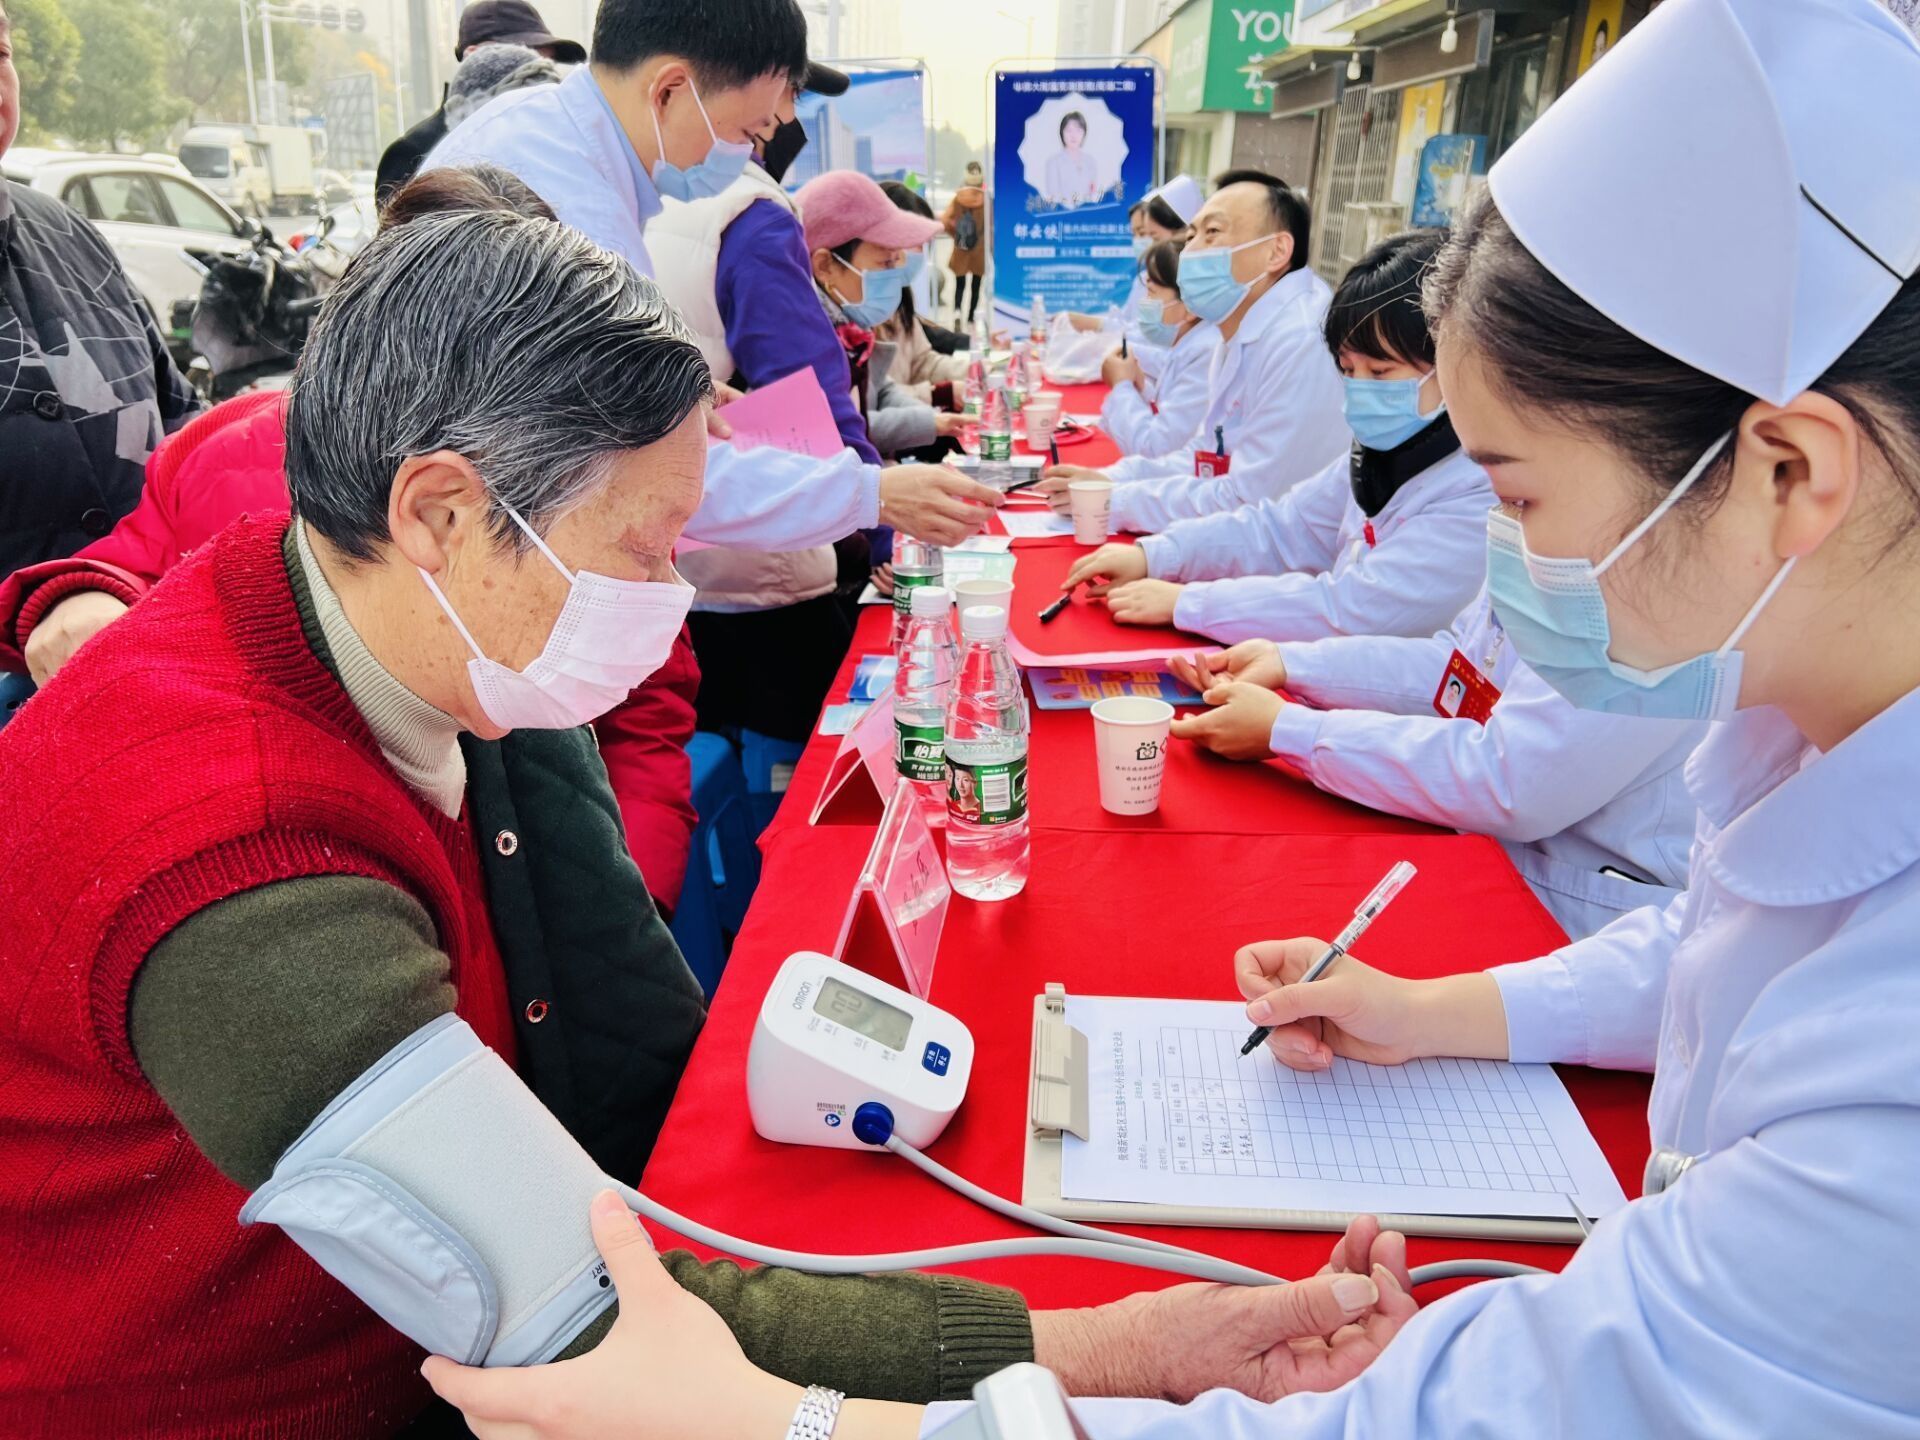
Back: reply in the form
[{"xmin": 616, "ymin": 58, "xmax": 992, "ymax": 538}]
[
  {"xmin": 1120, "ymin": 334, "xmax": 1129, "ymax": 359},
  {"xmin": 1049, "ymin": 439, "xmax": 1061, "ymax": 467},
  {"xmin": 1003, "ymin": 474, "xmax": 1043, "ymax": 494},
  {"xmin": 1240, "ymin": 862, "xmax": 1417, "ymax": 1057},
  {"xmin": 1038, "ymin": 593, "xmax": 1071, "ymax": 623}
]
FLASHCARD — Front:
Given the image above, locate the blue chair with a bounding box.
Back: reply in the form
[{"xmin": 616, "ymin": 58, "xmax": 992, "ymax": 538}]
[
  {"xmin": 0, "ymin": 672, "xmax": 34, "ymax": 731},
  {"xmin": 736, "ymin": 727, "xmax": 808, "ymax": 833},
  {"xmin": 670, "ymin": 732, "xmax": 763, "ymax": 996}
]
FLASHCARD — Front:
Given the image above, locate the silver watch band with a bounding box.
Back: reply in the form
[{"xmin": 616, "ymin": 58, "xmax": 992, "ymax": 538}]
[{"xmin": 785, "ymin": 1384, "xmax": 846, "ymax": 1440}]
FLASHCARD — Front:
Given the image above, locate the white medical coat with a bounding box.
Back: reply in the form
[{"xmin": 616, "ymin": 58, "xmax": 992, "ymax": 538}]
[
  {"xmin": 923, "ymin": 685, "xmax": 1920, "ymax": 1438},
  {"xmin": 1099, "ymin": 322, "xmax": 1220, "ymax": 462},
  {"xmin": 1106, "ymin": 268, "xmax": 1350, "ymax": 534},
  {"xmin": 424, "ymin": 68, "xmax": 883, "ymax": 553},
  {"xmin": 1134, "ymin": 448, "xmax": 1493, "ymax": 647},
  {"xmin": 1270, "ymin": 585, "xmax": 1707, "ymax": 938}
]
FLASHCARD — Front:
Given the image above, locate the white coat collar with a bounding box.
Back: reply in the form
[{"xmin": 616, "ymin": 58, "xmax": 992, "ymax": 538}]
[
  {"xmin": 1226, "ymin": 265, "xmax": 1327, "ymax": 351},
  {"xmin": 564, "ymin": 66, "xmax": 663, "ymax": 233},
  {"xmin": 1689, "ymin": 685, "xmax": 1920, "ymax": 905}
]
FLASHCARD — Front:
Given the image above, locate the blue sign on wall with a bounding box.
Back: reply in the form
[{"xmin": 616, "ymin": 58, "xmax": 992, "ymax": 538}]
[
  {"xmin": 787, "ymin": 68, "xmax": 929, "ymax": 190},
  {"xmin": 990, "ymin": 66, "xmax": 1157, "ymax": 327}
]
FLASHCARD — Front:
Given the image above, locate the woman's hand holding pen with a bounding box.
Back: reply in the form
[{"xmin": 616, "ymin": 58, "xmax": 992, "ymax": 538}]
[{"xmin": 1232, "ymin": 940, "xmax": 1512, "ymax": 1071}]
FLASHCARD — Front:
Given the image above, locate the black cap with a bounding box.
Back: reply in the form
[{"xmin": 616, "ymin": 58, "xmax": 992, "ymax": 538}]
[
  {"xmin": 804, "ymin": 62, "xmax": 850, "ymax": 96},
  {"xmin": 456, "ymin": 0, "xmax": 587, "ymax": 65}
]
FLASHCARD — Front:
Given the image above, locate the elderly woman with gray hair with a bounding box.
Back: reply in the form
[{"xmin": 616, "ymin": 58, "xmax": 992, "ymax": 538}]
[{"xmin": 0, "ymin": 199, "xmax": 1391, "ymax": 1440}]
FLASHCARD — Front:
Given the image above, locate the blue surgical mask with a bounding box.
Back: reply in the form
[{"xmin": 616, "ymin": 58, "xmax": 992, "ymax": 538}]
[
  {"xmin": 1132, "ymin": 234, "xmax": 1152, "ymax": 258},
  {"xmin": 1176, "ymin": 232, "xmax": 1278, "ymax": 324},
  {"xmin": 1343, "ymin": 372, "xmax": 1444, "ymax": 450},
  {"xmin": 831, "ymin": 253, "xmax": 907, "ymax": 327},
  {"xmin": 648, "ymin": 77, "xmax": 753, "ymax": 202},
  {"xmin": 1486, "ymin": 433, "xmax": 1797, "ymax": 721},
  {"xmin": 1135, "ymin": 297, "xmax": 1181, "ymax": 347},
  {"xmin": 904, "ymin": 250, "xmax": 928, "ymax": 283}
]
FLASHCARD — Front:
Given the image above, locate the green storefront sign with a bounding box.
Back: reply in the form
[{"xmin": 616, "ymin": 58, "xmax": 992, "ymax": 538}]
[{"xmin": 1165, "ymin": 0, "xmax": 1295, "ymax": 114}]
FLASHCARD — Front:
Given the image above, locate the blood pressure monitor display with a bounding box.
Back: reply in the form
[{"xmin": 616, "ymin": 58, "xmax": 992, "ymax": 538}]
[{"xmin": 814, "ymin": 976, "xmax": 912, "ymax": 1051}]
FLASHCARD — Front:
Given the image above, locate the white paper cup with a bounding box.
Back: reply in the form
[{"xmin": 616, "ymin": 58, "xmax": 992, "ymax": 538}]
[
  {"xmin": 1068, "ymin": 479, "xmax": 1112, "ymax": 545},
  {"xmin": 1022, "ymin": 397, "xmax": 1060, "ymax": 443},
  {"xmin": 952, "ymin": 578, "xmax": 1015, "ymax": 612},
  {"xmin": 1091, "ymin": 695, "xmax": 1175, "ymax": 816}
]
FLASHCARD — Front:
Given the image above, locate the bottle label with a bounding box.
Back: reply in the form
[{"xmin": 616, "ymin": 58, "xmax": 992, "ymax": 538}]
[
  {"xmin": 947, "ymin": 752, "xmax": 1028, "ymax": 825},
  {"xmin": 981, "ymin": 431, "xmax": 1012, "ymax": 462},
  {"xmin": 893, "ymin": 571, "xmax": 939, "ymax": 614},
  {"xmin": 896, "ymin": 721, "xmax": 946, "ymax": 783}
]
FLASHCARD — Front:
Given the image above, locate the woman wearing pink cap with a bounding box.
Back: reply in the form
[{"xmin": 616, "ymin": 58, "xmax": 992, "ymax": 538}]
[{"xmin": 796, "ymin": 170, "xmax": 970, "ymax": 461}]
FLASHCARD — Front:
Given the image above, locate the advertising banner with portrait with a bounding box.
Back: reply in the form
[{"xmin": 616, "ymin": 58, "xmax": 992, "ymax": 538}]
[{"xmin": 989, "ymin": 65, "xmax": 1159, "ymax": 330}]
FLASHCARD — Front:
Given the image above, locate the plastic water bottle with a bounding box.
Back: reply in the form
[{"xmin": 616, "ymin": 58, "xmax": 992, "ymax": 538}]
[
  {"xmin": 894, "ymin": 585, "xmax": 959, "ymax": 824},
  {"xmin": 1006, "ymin": 342, "xmax": 1031, "ymax": 412},
  {"xmin": 944, "ymin": 605, "xmax": 1030, "ymax": 901},
  {"xmin": 963, "ymin": 350, "xmax": 987, "ymax": 419},
  {"xmin": 891, "ymin": 533, "xmax": 944, "ymax": 646},
  {"xmin": 979, "ymin": 384, "xmax": 1012, "ymax": 463},
  {"xmin": 1029, "ymin": 293, "xmax": 1048, "ymax": 357}
]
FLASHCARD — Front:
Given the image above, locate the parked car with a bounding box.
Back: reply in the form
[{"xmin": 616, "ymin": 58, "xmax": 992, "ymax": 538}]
[{"xmin": 0, "ymin": 150, "xmax": 254, "ymax": 368}]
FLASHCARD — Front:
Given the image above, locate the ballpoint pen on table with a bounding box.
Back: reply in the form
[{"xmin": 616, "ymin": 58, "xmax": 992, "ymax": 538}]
[{"xmin": 1240, "ymin": 861, "xmax": 1418, "ymax": 1056}]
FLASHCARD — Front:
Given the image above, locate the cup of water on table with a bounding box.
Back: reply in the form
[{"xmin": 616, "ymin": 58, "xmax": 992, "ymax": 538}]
[
  {"xmin": 951, "ymin": 579, "xmax": 1014, "ymax": 636},
  {"xmin": 1068, "ymin": 480, "xmax": 1113, "ymax": 545},
  {"xmin": 1022, "ymin": 395, "xmax": 1060, "ymax": 445},
  {"xmin": 1090, "ymin": 696, "xmax": 1174, "ymax": 816}
]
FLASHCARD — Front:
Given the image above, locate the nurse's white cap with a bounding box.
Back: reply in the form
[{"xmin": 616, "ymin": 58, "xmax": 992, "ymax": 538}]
[
  {"xmin": 1488, "ymin": 0, "xmax": 1920, "ymax": 406},
  {"xmin": 1145, "ymin": 174, "xmax": 1205, "ymax": 226}
]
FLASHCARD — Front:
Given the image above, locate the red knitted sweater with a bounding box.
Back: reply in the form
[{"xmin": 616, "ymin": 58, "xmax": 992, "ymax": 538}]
[{"xmin": 0, "ymin": 515, "xmax": 517, "ymax": 1438}]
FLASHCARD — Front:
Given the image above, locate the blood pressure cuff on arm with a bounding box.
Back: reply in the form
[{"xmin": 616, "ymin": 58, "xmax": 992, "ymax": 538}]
[{"xmin": 238, "ymin": 1013, "xmax": 628, "ymax": 1367}]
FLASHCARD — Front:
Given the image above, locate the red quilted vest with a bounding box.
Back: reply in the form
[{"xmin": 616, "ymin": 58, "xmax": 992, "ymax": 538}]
[{"xmin": 0, "ymin": 515, "xmax": 517, "ymax": 1438}]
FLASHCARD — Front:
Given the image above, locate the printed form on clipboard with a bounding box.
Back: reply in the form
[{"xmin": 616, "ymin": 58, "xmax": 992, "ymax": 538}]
[{"xmin": 1024, "ymin": 991, "xmax": 1628, "ymax": 1242}]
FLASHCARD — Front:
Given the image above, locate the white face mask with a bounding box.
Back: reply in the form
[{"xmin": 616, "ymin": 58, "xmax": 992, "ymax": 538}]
[{"xmin": 419, "ymin": 500, "xmax": 693, "ymax": 731}]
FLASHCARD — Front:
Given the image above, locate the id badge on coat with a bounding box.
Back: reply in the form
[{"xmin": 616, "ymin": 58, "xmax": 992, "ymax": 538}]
[
  {"xmin": 1434, "ymin": 649, "xmax": 1501, "ymax": 724},
  {"xmin": 1193, "ymin": 449, "xmax": 1230, "ymax": 479}
]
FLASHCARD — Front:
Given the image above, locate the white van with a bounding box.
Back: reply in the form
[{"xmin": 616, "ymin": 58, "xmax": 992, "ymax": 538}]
[{"xmin": 180, "ymin": 126, "xmax": 272, "ymax": 217}]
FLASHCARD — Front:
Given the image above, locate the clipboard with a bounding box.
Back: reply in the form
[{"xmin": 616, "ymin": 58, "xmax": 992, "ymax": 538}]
[{"xmin": 1022, "ymin": 986, "xmax": 1590, "ymax": 1243}]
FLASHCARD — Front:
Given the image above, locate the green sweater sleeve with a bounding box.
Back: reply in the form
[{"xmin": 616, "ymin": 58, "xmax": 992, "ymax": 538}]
[{"xmin": 128, "ymin": 876, "xmax": 1033, "ymax": 1400}]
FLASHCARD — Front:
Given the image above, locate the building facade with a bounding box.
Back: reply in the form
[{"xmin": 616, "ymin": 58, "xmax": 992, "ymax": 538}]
[
  {"xmin": 1262, "ymin": 0, "xmax": 1651, "ymax": 282},
  {"xmin": 1133, "ymin": 0, "xmax": 1651, "ymax": 285}
]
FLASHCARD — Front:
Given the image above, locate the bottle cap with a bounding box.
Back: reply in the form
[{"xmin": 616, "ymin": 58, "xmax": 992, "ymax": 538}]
[
  {"xmin": 959, "ymin": 604, "xmax": 1008, "ymax": 639},
  {"xmin": 909, "ymin": 584, "xmax": 950, "ymax": 617}
]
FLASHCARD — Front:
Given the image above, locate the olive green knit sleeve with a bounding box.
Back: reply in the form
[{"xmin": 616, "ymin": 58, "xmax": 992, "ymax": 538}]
[
  {"xmin": 129, "ymin": 875, "xmax": 455, "ymax": 1190},
  {"xmin": 129, "ymin": 877, "xmax": 1034, "ymax": 1399},
  {"xmin": 554, "ymin": 1257, "xmax": 1032, "ymax": 1401},
  {"xmin": 656, "ymin": 1254, "xmax": 1033, "ymax": 1402}
]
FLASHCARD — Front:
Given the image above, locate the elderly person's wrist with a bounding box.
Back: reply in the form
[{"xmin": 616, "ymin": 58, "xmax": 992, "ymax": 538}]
[{"xmin": 1029, "ymin": 1302, "xmax": 1144, "ymax": 1398}]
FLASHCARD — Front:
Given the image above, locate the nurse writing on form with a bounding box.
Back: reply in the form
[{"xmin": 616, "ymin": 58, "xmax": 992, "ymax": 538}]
[{"xmin": 422, "ymin": 1, "xmax": 1920, "ymax": 1434}]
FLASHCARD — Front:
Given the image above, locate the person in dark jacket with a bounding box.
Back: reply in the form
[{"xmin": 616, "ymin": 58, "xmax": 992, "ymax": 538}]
[
  {"xmin": 375, "ymin": 0, "xmax": 586, "ymax": 204},
  {"xmin": 0, "ymin": 0, "xmax": 198, "ymax": 585}
]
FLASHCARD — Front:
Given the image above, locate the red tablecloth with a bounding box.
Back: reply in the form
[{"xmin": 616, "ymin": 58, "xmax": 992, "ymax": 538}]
[
  {"xmin": 772, "ymin": 608, "xmax": 1435, "ymax": 843},
  {"xmin": 1017, "ymin": 381, "xmax": 1118, "ymax": 468},
  {"xmin": 985, "ymin": 381, "xmax": 1120, "ymax": 541},
  {"xmin": 1003, "ymin": 539, "xmax": 1193, "ymax": 661},
  {"xmin": 641, "ymin": 381, "xmax": 1651, "ymax": 1315},
  {"xmin": 639, "ymin": 824, "xmax": 1648, "ymax": 1307}
]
